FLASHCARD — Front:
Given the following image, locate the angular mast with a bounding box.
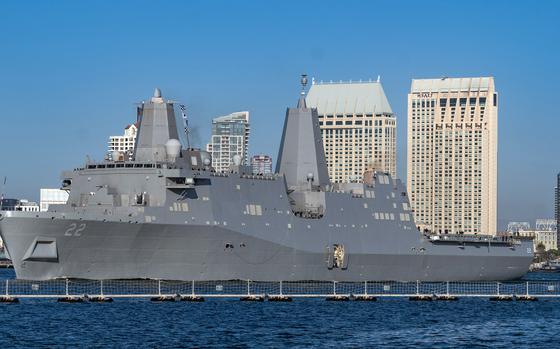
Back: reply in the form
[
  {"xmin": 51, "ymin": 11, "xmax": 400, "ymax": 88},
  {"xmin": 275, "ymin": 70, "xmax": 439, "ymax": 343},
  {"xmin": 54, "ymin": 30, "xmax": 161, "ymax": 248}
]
[
  {"xmin": 134, "ymin": 88, "xmax": 180, "ymax": 162},
  {"xmin": 276, "ymin": 75, "xmax": 330, "ymax": 190}
]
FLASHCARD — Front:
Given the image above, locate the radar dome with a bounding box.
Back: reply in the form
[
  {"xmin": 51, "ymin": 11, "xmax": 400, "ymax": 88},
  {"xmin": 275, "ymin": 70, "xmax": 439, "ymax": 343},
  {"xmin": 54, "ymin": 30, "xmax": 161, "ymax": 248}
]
[
  {"xmin": 111, "ymin": 151, "xmax": 121, "ymax": 162},
  {"xmin": 200, "ymin": 151, "xmax": 212, "ymax": 166},
  {"xmin": 165, "ymin": 139, "xmax": 181, "ymax": 159},
  {"xmin": 154, "ymin": 88, "xmax": 162, "ymax": 98},
  {"xmin": 232, "ymin": 154, "xmax": 242, "ymax": 166},
  {"xmin": 307, "ymin": 172, "xmax": 314, "ymax": 181}
]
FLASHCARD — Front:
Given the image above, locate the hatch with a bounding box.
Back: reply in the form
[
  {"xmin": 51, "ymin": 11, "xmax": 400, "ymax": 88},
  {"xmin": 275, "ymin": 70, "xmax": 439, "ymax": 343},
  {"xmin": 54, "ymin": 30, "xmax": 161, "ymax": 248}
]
[{"xmin": 22, "ymin": 238, "xmax": 58, "ymax": 262}]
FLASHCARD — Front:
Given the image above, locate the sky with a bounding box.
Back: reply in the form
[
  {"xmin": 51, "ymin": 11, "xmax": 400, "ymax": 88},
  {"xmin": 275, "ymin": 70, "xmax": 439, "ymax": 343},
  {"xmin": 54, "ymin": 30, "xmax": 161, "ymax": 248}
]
[{"xmin": 0, "ymin": 0, "xmax": 558, "ymax": 230}]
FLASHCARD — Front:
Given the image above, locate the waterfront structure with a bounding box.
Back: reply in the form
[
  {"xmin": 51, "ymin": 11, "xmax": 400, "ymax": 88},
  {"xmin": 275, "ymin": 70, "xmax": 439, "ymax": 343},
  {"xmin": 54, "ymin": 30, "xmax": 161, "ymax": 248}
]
[
  {"xmin": 2, "ymin": 200, "xmax": 39, "ymax": 212},
  {"xmin": 554, "ymin": 173, "xmax": 560, "ymax": 250},
  {"xmin": 251, "ymin": 155, "xmax": 273, "ymax": 175},
  {"xmin": 17, "ymin": 200, "xmax": 39, "ymax": 212},
  {"xmin": 305, "ymin": 79, "xmax": 396, "ymax": 182},
  {"xmin": 0, "ymin": 199, "xmax": 19, "ymax": 211},
  {"xmin": 206, "ymin": 111, "xmax": 250, "ymax": 172},
  {"xmin": 509, "ymin": 219, "xmax": 557, "ymax": 251},
  {"xmin": 108, "ymin": 123, "xmax": 137, "ymax": 159},
  {"xmin": 0, "ymin": 199, "xmax": 39, "ymax": 212},
  {"xmin": 0, "ymin": 85, "xmax": 532, "ymax": 282},
  {"xmin": 40, "ymin": 189, "xmax": 69, "ymax": 212},
  {"xmin": 407, "ymin": 77, "xmax": 498, "ymax": 235}
]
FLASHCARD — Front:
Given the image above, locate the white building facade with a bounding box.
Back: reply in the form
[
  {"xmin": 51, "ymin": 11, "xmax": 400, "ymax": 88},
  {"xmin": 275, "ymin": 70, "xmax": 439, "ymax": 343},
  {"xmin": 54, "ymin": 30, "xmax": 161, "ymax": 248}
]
[
  {"xmin": 407, "ymin": 77, "xmax": 498, "ymax": 235},
  {"xmin": 40, "ymin": 188, "xmax": 69, "ymax": 212},
  {"xmin": 306, "ymin": 80, "xmax": 396, "ymax": 183},
  {"xmin": 508, "ymin": 219, "xmax": 557, "ymax": 251},
  {"xmin": 16, "ymin": 200, "xmax": 39, "ymax": 212},
  {"xmin": 206, "ymin": 111, "xmax": 250, "ymax": 173},
  {"xmin": 251, "ymin": 155, "xmax": 273, "ymax": 175},
  {"xmin": 108, "ymin": 124, "xmax": 138, "ymax": 153}
]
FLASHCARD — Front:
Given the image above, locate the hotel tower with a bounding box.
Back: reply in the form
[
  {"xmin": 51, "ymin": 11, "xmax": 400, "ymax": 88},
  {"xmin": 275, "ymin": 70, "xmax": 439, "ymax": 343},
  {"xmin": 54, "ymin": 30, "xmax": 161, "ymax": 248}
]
[
  {"xmin": 306, "ymin": 79, "xmax": 396, "ymax": 183},
  {"xmin": 407, "ymin": 77, "xmax": 497, "ymax": 235}
]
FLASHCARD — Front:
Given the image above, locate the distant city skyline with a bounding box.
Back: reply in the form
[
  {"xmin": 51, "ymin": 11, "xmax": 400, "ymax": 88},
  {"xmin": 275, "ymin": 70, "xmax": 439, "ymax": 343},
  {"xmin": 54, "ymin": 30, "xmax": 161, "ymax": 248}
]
[{"xmin": 0, "ymin": 1, "xmax": 559, "ymax": 230}]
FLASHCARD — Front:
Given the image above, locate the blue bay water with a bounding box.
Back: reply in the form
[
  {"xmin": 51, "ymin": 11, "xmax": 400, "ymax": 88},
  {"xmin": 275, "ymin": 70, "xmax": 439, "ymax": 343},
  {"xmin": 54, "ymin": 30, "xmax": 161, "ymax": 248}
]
[{"xmin": 1, "ymin": 268, "xmax": 559, "ymax": 348}]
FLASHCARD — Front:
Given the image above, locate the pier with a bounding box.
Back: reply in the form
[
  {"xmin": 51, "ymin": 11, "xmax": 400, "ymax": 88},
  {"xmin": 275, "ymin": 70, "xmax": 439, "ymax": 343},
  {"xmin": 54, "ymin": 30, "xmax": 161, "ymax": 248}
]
[{"xmin": 0, "ymin": 279, "xmax": 559, "ymax": 302}]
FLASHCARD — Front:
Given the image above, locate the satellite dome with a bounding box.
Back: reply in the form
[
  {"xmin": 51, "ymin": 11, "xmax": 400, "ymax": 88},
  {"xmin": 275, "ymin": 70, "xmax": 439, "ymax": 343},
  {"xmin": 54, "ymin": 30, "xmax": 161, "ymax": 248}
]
[
  {"xmin": 165, "ymin": 139, "xmax": 181, "ymax": 159},
  {"xmin": 307, "ymin": 172, "xmax": 314, "ymax": 181},
  {"xmin": 111, "ymin": 151, "xmax": 121, "ymax": 161},
  {"xmin": 154, "ymin": 88, "xmax": 162, "ymax": 98},
  {"xmin": 232, "ymin": 154, "xmax": 242, "ymax": 166},
  {"xmin": 200, "ymin": 151, "xmax": 212, "ymax": 166}
]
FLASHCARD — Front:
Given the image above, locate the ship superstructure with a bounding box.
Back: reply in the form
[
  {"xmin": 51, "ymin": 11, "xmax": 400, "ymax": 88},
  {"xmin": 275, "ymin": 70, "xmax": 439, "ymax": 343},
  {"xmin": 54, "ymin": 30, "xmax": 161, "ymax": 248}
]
[{"xmin": 0, "ymin": 79, "xmax": 532, "ymax": 281}]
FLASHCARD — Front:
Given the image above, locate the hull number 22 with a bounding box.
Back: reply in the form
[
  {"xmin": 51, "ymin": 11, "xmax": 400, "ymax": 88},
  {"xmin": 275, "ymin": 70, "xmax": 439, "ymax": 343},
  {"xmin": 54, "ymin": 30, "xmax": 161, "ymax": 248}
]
[{"xmin": 64, "ymin": 223, "xmax": 87, "ymax": 237}]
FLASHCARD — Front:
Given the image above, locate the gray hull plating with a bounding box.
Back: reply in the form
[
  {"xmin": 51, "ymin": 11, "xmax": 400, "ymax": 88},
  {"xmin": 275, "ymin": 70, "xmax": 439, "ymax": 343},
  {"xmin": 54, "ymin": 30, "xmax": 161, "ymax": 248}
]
[{"xmin": 0, "ymin": 213, "xmax": 531, "ymax": 281}]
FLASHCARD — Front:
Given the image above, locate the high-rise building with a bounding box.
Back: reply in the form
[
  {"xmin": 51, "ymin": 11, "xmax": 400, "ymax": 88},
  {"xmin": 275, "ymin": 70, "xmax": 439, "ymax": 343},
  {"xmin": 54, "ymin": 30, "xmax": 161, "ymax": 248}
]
[
  {"xmin": 306, "ymin": 80, "xmax": 396, "ymax": 183},
  {"xmin": 108, "ymin": 124, "xmax": 138, "ymax": 153},
  {"xmin": 251, "ymin": 155, "xmax": 273, "ymax": 175},
  {"xmin": 407, "ymin": 77, "xmax": 498, "ymax": 235},
  {"xmin": 40, "ymin": 188, "xmax": 69, "ymax": 212},
  {"xmin": 206, "ymin": 111, "xmax": 250, "ymax": 172},
  {"xmin": 554, "ymin": 173, "xmax": 560, "ymax": 249}
]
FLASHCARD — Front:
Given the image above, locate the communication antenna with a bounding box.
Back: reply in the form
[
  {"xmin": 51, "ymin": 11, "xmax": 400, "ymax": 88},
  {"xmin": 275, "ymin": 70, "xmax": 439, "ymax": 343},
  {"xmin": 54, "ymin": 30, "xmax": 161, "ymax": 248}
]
[
  {"xmin": 300, "ymin": 74, "xmax": 308, "ymax": 96},
  {"xmin": 0, "ymin": 176, "xmax": 6, "ymax": 201},
  {"xmin": 179, "ymin": 104, "xmax": 191, "ymax": 149}
]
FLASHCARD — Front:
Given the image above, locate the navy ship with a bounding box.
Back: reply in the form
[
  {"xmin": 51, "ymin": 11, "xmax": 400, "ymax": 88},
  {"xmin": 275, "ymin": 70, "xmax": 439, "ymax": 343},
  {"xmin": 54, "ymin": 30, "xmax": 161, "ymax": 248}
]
[{"xmin": 0, "ymin": 79, "xmax": 532, "ymax": 281}]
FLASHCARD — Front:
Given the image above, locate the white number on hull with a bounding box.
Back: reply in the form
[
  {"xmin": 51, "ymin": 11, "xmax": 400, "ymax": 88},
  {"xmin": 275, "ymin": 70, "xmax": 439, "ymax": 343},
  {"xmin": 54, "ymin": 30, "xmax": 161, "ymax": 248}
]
[{"xmin": 64, "ymin": 223, "xmax": 87, "ymax": 237}]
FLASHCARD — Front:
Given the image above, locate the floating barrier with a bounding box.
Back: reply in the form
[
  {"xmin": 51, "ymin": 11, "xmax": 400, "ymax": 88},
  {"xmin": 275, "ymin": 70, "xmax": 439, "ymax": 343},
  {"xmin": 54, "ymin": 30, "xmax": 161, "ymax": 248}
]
[
  {"xmin": 0, "ymin": 296, "xmax": 19, "ymax": 303},
  {"xmin": 268, "ymin": 295, "xmax": 292, "ymax": 302},
  {"xmin": 1, "ymin": 279, "xmax": 559, "ymax": 302},
  {"xmin": 435, "ymin": 295, "xmax": 459, "ymax": 301},
  {"xmin": 353, "ymin": 295, "xmax": 377, "ymax": 301},
  {"xmin": 57, "ymin": 296, "xmax": 85, "ymax": 303},
  {"xmin": 515, "ymin": 295, "xmax": 538, "ymax": 302},
  {"xmin": 240, "ymin": 295, "xmax": 265, "ymax": 302},
  {"xmin": 409, "ymin": 295, "xmax": 433, "ymax": 301},
  {"xmin": 489, "ymin": 295, "xmax": 513, "ymax": 302},
  {"xmin": 89, "ymin": 296, "xmax": 114, "ymax": 303},
  {"xmin": 325, "ymin": 295, "xmax": 350, "ymax": 301},
  {"xmin": 150, "ymin": 295, "xmax": 176, "ymax": 302},
  {"xmin": 180, "ymin": 295, "xmax": 205, "ymax": 302}
]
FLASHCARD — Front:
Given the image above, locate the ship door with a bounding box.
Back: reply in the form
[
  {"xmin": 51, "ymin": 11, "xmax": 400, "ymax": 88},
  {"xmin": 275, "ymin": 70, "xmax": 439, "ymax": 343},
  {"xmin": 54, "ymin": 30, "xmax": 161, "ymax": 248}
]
[{"xmin": 326, "ymin": 244, "xmax": 348, "ymax": 270}]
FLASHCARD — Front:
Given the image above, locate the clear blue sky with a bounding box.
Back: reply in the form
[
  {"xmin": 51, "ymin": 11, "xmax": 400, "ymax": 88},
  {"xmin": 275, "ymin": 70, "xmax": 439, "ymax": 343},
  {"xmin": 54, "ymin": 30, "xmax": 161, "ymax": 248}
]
[{"xmin": 0, "ymin": 0, "xmax": 558, "ymax": 229}]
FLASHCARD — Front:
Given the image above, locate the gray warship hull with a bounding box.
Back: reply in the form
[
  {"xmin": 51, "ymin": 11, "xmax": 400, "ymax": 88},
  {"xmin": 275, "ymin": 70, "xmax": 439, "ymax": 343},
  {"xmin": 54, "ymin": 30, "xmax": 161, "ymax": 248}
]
[
  {"xmin": 0, "ymin": 213, "xmax": 531, "ymax": 281},
  {"xmin": 0, "ymin": 169, "xmax": 532, "ymax": 281},
  {"xmin": 0, "ymin": 87, "xmax": 533, "ymax": 281}
]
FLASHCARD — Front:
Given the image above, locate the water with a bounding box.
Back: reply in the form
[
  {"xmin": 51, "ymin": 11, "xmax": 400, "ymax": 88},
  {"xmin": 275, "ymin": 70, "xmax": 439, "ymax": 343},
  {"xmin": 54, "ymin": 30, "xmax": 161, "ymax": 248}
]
[{"xmin": 1, "ymin": 269, "xmax": 559, "ymax": 348}]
